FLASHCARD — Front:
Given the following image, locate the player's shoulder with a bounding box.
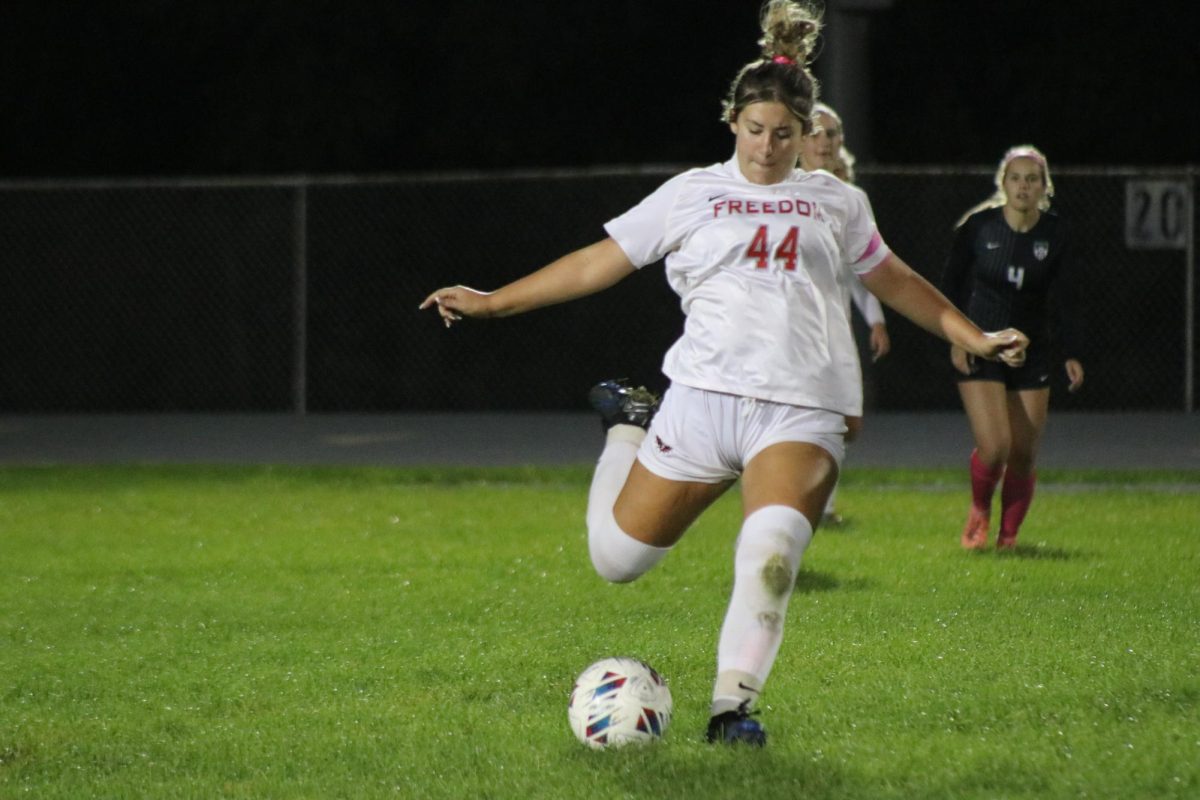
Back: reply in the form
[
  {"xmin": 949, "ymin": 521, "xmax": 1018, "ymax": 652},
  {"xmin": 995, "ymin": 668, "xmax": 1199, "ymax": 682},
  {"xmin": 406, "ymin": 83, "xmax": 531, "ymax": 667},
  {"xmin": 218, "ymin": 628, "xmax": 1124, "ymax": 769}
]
[
  {"xmin": 628, "ymin": 164, "xmax": 726, "ymax": 215},
  {"xmin": 954, "ymin": 205, "xmax": 1003, "ymax": 238},
  {"xmin": 1031, "ymin": 207, "xmax": 1069, "ymax": 239},
  {"xmin": 659, "ymin": 161, "xmax": 739, "ymax": 197},
  {"xmin": 793, "ymin": 169, "xmax": 867, "ymax": 213},
  {"xmin": 1039, "ymin": 207, "xmax": 1064, "ymax": 226},
  {"xmin": 967, "ymin": 205, "xmax": 1005, "ymax": 226},
  {"xmin": 841, "ymin": 180, "xmax": 872, "ymax": 209},
  {"xmin": 843, "ymin": 180, "xmax": 869, "ymax": 200},
  {"xmin": 794, "ymin": 168, "xmax": 845, "ymax": 190}
]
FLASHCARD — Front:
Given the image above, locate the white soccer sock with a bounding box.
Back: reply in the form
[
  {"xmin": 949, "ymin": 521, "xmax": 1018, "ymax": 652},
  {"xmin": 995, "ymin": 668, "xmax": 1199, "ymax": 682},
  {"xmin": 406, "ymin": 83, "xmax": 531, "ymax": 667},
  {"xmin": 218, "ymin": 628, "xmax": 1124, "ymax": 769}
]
[
  {"xmin": 712, "ymin": 504, "xmax": 813, "ymax": 715},
  {"xmin": 586, "ymin": 425, "xmax": 670, "ymax": 583}
]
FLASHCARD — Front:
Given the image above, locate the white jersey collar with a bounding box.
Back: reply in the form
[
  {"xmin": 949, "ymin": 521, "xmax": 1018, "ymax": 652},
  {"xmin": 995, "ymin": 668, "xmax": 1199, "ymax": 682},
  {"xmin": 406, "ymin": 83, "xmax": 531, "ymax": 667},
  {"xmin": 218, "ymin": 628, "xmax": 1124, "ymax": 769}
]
[{"xmin": 723, "ymin": 153, "xmax": 804, "ymax": 185}]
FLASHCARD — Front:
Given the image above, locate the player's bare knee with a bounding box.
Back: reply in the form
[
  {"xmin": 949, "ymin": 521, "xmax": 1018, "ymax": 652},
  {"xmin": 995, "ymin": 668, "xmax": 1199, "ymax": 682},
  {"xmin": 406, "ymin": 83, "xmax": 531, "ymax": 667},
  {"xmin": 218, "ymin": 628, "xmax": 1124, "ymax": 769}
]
[
  {"xmin": 1007, "ymin": 447, "xmax": 1037, "ymax": 475},
  {"xmin": 978, "ymin": 443, "xmax": 1010, "ymax": 468}
]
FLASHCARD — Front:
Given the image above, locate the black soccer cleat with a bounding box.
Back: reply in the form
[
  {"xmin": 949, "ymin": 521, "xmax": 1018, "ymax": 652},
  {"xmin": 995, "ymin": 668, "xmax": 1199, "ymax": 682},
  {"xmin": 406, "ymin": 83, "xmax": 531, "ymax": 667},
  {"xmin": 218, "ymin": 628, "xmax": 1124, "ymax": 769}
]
[
  {"xmin": 587, "ymin": 379, "xmax": 660, "ymax": 431},
  {"xmin": 705, "ymin": 707, "xmax": 767, "ymax": 747}
]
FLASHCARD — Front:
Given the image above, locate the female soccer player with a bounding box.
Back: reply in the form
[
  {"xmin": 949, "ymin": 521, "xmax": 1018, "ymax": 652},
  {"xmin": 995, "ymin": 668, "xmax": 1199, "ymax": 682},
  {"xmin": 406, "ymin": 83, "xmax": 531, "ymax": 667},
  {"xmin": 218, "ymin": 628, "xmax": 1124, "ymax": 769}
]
[
  {"xmin": 800, "ymin": 103, "xmax": 890, "ymax": 365},
  {"xmin": 422, "ymin": 0, "xmax": 1028, "ymax": 746},
  {"xmin": 941, "ymin": 145, "xmax": 1085, "ymax": 550},
  {"xmin": 798, "ymin": 101, "xmax": 890, "ymax": 524}
]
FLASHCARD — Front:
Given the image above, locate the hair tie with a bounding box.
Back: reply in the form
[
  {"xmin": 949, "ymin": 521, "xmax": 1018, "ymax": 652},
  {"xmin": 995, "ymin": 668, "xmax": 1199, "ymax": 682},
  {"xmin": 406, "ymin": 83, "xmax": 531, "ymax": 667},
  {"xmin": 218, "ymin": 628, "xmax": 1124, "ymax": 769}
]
[{"xmin": 772, "ymin": 55, "xmax": 796, "ymax": 65}]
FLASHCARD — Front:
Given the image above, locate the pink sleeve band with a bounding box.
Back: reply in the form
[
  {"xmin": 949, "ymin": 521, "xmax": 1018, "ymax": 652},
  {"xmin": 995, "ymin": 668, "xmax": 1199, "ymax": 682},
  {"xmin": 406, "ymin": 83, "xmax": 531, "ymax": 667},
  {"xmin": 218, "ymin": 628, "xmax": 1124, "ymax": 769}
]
[{"xmin": 854, "ymin": 230, "xmax": 883, "ymax": 264}]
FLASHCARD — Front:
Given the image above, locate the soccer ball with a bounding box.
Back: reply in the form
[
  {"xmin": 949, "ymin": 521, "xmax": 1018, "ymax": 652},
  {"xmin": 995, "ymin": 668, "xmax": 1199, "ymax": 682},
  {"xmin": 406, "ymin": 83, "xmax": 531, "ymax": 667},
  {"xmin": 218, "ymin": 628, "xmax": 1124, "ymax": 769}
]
[{"xmin": 567, "ymin": 657, "xmax": 673, "ymax": 749}]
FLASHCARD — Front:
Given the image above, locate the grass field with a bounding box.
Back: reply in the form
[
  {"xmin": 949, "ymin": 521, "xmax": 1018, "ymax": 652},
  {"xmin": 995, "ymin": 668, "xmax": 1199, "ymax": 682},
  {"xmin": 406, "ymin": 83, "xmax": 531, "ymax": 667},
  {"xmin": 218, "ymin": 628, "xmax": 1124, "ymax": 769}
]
[{"xmin": 1, "ymin": 464, "xmax": 1197, "ymax": 799}]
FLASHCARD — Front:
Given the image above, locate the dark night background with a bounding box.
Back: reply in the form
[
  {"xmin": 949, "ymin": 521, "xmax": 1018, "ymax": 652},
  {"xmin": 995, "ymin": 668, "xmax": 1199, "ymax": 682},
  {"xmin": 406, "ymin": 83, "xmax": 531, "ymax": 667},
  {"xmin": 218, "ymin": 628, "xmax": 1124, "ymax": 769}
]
[
  {"xmin": 1, "ymin": 1, "xmax": 1196, "ymax": 414},
  {"xmin": 2, "ymin": 0, "xmax": 1197, "ymax": 179}
]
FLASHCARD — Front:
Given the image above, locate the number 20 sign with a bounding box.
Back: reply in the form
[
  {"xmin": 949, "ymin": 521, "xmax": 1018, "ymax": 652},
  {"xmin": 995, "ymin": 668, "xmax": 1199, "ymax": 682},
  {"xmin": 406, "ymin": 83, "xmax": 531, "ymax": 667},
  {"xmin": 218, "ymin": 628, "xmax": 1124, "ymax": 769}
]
[{"xmin": 1125, "ymin": 180, "xmax": 1191, "ymax": 250}]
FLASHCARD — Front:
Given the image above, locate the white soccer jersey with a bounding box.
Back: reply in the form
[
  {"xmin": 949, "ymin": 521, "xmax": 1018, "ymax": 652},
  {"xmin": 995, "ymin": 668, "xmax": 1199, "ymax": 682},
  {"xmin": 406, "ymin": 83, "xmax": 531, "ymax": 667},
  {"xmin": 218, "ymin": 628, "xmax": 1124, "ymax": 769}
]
[
  {"xmin": 604, "ymin": 156, "xmax": 890, "ymax": 416},
  {"xmin": 841, "ymin": 182, "xmax": 887, "ymax": 328}
]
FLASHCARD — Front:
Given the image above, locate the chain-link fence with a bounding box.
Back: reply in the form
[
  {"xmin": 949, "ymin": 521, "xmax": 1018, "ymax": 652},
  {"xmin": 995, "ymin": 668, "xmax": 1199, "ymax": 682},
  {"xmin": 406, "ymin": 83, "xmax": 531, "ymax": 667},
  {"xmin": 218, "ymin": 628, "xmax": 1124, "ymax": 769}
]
[{"xmin": 2, "ymin": 166, "xmax": 1195, "ymax": 413}]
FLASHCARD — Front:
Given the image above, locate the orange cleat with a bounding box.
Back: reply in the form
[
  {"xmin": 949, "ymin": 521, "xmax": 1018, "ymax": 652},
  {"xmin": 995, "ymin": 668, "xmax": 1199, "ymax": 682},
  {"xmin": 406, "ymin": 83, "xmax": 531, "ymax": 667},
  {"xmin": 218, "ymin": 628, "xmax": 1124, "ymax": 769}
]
[
  {"xmin": 960, "ymin": 507, "xmax": 990, "ymax": 549},
  {"xmin": 996, "ymin": 531, "xmax": 1018, "ymax": 550}
]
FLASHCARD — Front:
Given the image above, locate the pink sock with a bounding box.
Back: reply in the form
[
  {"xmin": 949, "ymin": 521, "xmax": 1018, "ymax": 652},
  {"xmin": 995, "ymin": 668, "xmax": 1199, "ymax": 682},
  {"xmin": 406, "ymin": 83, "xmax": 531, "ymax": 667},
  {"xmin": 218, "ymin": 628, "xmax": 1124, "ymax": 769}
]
[
  {"xmin": 969, "ymin": 449, "xmax": 1005, "ymax": 514},
  {"xmin": 1000, "ymin": 470, "xmax": 1037, "ymax": 537}
]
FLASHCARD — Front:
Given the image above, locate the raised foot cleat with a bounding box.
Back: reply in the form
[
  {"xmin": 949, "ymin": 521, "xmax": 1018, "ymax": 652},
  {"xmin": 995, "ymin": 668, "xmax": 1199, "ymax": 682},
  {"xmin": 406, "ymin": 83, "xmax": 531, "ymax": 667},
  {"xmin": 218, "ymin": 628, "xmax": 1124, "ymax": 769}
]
[
  {"xmin": 960, "ymin": 506, "xmax": 990, "ymax": 550},
  {"xmin": 705, "ymin": 709, "xmax": 767, "ymax": 747},
  {"xmin": 588, "ymin": 379, "xmax": 660, "ymax": 431}
]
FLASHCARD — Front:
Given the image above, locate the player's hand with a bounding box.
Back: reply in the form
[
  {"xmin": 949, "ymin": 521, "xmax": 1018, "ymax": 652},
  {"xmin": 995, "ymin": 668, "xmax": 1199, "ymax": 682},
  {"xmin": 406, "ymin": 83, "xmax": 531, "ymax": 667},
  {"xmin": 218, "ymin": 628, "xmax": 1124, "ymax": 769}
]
[
  {"xmin": 869, "ymin": 323, "xmax": 891, "ymax": 362},
  {"xmin": 977, "ymin": 328, "xmax": 1029, "ymax": 368},
  {"xmin": 1065, "ymin": 358, "xmax": 1085, "ymax": 392},
  {"xmin": 419, "ymin": 285, "xmax": 493, "ymax": 328},
  {"xmin": 950, "ymin": 344, "xmax": 974, "ymax": 376}
]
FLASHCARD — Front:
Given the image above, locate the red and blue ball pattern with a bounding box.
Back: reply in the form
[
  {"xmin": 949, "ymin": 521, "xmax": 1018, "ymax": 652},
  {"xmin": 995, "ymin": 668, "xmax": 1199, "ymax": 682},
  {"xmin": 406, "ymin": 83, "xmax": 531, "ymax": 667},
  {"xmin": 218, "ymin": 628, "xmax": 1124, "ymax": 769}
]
[{"xmin": 568, "ymin": 658, "xmax": 673, "ymax": 748}]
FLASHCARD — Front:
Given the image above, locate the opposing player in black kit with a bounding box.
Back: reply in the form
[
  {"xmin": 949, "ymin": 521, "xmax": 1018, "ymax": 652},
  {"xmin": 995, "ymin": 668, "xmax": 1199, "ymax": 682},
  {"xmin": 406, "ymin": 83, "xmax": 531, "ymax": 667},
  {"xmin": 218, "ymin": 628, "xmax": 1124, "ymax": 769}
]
[{"xmin": 942, "ymin": 145, "xmax": 1085, "ymax": 550}]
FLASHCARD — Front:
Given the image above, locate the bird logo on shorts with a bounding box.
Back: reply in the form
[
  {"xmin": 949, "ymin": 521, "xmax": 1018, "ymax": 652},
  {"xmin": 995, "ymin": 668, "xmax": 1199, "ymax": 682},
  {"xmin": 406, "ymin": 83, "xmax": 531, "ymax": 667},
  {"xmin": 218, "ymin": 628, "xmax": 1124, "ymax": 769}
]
[{"xmin": 655, "ymin": 436, "xmax": 673, "ymax": 454}]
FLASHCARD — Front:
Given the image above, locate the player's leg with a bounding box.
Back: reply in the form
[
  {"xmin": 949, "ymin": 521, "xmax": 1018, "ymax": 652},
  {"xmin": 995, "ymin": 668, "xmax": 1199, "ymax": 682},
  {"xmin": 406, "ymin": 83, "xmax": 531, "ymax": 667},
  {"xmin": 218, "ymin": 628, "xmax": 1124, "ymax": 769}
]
[
  {"xmin": 997, "ymin": 387, "xmax": 1049, "ymax": 549},
  {"xmin": 821, "ymin": 480, "xmax": 842, "ymax": 525},
  {"xmin": 586, "ymin": 381, "xmax": 733, "ymax": 582},
  {"xmin": 707, "ymin": 434, "xmax": 840, "ymax": 746},
  {"xmin": 823, "ymin": 415, "xmax": 861, "ymax": 526},
  {"xmin": 843, "ymin": 414, "xmax": 863, "ymax": 445},
  {"xmin": 956, "ymin": 378, "xmax": 1011, "ymax": 548},
  {"xmin": 586, "ymin": 424, "xmax": 668, "ymax": 581}
]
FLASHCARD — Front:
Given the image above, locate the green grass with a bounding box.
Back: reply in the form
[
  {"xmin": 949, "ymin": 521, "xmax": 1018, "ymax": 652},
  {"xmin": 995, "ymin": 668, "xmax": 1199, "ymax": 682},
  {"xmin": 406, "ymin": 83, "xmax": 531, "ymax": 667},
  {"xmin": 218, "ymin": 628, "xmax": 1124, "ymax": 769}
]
[{"xmin": 1, "ymin": 465, "xmax": 1197, "ymax": 799}]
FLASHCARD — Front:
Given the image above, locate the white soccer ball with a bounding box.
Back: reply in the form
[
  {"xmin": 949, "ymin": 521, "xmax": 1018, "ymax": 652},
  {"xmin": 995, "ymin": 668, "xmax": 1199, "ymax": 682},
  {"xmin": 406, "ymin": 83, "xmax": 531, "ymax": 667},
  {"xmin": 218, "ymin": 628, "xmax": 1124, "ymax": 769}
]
[{"xmin": 567, "ymin": 656, "xmax": 673, "ymax": 749}]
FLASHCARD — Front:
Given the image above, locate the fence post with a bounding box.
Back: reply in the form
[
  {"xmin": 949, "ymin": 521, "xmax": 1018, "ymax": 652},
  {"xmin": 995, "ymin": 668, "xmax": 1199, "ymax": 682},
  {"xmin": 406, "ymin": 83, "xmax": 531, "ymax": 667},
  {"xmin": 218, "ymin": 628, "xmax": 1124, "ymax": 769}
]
[
  {"xmin": 1187, "ymin": 171, "xmax": 1196, "ymax": 413},
  {"xmin": 292, "ymin": 182, "xmax": 309, "ymax": 415}
]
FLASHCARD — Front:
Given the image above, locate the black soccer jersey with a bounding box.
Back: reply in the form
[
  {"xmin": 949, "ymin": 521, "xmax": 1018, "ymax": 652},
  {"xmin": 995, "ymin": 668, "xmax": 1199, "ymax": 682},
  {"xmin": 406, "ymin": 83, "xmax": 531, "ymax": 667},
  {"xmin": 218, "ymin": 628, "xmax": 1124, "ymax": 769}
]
[{"xmin": 941, "ymin": 206, "xmax": 1083, "ymax": 360}]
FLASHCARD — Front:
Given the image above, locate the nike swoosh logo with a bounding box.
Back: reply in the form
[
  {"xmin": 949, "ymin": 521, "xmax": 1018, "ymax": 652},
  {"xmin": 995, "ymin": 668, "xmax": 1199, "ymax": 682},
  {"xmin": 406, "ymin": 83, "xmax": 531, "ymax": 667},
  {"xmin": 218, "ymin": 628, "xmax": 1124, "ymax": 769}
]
[
  {"xmin": 737, "ymin": 682, "xmax": 760, "ymax": 694},
  {"xmin": 985, "ymin": 242, "xmax": 1001, "ymax": 249},
  {"xmin": 708, "ymin": 194, "xmax": 728, "ymax": 202}
]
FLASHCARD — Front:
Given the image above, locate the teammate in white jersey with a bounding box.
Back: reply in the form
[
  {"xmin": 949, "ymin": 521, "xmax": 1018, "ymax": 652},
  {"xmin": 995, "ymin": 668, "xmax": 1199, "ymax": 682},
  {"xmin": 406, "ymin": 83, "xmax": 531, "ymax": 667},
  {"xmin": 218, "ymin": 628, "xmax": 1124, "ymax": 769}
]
[
  {"xmin": 801, "ymin": 102, "xmax": 890, "ymax": 365},
  {"xmin": 799, "ymin": 102, "xmax": 890, "ymax": 525},
  {"xmin": 421, "ymin": 0, "xmax": 1027, "ymax": 747}
]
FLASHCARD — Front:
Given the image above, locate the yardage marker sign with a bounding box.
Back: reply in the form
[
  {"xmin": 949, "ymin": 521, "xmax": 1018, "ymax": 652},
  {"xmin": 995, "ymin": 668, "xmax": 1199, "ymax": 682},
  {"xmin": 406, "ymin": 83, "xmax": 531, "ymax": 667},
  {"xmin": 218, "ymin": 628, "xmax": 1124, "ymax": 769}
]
[{"xmin": 1125, "ymin": 179, "xmax": 1191, "ymax": 249}]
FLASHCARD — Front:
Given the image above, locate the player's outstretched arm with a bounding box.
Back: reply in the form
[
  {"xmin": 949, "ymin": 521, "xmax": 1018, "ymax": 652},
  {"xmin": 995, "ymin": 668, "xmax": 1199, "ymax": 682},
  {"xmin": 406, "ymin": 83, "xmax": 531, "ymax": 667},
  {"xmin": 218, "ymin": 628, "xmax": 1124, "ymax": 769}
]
[
  {"xmin": 862, "ymin": 253, "xmax": 1028, "ymax": 366},
  {"xmin": 420, "ymin": 238, "xmax": 636, "ymax": 328}
]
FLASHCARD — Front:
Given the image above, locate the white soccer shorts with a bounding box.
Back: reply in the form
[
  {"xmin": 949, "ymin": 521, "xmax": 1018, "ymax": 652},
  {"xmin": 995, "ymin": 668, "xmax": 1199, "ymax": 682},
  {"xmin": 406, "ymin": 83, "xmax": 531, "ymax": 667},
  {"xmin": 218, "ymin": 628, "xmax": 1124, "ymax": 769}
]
[{"xmin": 636, "ymin": 383, "xmax": 847, "ymax": 483}]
